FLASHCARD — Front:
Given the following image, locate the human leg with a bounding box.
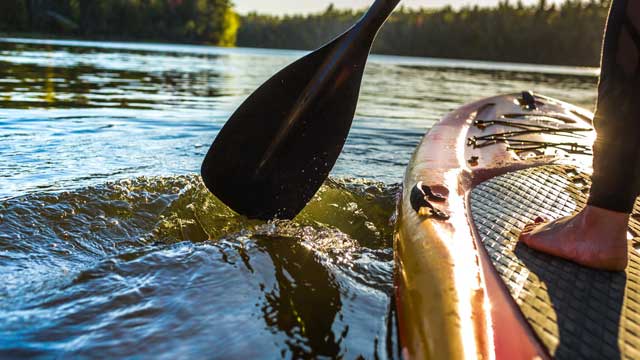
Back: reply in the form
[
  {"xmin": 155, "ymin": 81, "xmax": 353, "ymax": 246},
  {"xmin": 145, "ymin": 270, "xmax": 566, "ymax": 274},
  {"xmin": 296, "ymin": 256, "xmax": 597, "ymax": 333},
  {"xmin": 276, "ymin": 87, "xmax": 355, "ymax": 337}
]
[{"xmin": 519, "ymin": 0, "xmax": 640, "ymax": 271}]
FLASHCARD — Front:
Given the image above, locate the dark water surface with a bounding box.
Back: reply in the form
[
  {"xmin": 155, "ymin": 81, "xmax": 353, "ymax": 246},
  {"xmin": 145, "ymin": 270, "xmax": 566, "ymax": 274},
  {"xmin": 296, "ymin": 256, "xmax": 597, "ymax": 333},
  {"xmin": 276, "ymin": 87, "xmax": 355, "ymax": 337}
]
[{"xmin": 0, "ymin": 38, "xmax": 598, "ymax": 358}]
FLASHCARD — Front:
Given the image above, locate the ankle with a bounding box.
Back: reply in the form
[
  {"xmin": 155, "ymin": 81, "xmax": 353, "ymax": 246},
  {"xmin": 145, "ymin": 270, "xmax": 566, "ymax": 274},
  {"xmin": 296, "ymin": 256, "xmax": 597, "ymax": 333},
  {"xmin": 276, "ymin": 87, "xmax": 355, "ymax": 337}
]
[{"xmin": 581, "ymin": 205, "xmax": 630, "ymax": 235}]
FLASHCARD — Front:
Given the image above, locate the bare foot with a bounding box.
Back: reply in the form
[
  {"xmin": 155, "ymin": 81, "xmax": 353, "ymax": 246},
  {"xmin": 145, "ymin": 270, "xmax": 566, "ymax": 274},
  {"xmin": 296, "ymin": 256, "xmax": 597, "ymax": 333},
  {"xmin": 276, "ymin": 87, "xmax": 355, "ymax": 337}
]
[{"xmin": 518, "ymin": 205, "xmax": 630, "ymax": 271}]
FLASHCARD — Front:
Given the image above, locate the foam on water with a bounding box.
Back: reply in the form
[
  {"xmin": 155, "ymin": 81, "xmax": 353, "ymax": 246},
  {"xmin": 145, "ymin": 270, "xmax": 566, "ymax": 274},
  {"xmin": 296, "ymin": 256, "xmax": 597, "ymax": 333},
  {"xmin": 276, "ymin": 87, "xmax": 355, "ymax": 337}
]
[
  {"xmin": 0, "ymin": 38, "xmax": 599, "ymax": 358},
  {"xmin": 0, "ymin": 176, "xmax": 398, "ymax": 358}
]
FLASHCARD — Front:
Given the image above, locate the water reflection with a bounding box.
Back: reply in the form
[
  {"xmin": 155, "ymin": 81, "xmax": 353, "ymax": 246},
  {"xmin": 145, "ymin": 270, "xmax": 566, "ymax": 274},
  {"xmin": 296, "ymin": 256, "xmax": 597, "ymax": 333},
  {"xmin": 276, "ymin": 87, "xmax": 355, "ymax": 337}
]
[
  {"xmin": 258, "ymin": 236, "xmax": 343, "ymax": 358},
  {"xmin": 0, "ymin": 38, "xmax": 600, "ymax": 193},
  {"xmin": 0, "ymin": 60, "xmax": 228, "ymax": 110},
  {"xmin": 0, "ymin": 174, "xmax": 396, "ymax": 358},
  {"xmin": 0, "ymin": 38, "xmax": 602, "ymax": 358}
]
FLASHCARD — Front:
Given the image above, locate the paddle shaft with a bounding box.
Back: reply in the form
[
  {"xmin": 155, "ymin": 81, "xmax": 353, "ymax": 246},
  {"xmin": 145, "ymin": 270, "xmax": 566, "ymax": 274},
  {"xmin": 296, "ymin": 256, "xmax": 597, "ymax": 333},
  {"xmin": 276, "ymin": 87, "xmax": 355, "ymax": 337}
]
[
  {"xmin": 359, "ymin": 0, "xmax": 401, "ymax": 35},
  {"xmin": 256, "ymin": 0, "xmax": 401, "ymax": 174}
]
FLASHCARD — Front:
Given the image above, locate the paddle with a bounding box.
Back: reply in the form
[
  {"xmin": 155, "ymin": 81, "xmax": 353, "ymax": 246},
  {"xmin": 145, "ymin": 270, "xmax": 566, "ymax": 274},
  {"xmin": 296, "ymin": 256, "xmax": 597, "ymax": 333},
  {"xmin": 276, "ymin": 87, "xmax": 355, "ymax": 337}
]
[{"xmin": 201, "ymin": 0, "xmax": 401, "ymax": 220}]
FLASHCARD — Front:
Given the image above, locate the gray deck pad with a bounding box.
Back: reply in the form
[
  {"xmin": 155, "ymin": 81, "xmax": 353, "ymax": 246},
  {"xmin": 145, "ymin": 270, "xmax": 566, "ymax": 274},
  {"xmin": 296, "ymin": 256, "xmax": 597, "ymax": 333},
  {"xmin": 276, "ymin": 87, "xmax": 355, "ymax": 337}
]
[{"xmin": 470, "ymin": 164, "xmax": 640, "ymax": 359}]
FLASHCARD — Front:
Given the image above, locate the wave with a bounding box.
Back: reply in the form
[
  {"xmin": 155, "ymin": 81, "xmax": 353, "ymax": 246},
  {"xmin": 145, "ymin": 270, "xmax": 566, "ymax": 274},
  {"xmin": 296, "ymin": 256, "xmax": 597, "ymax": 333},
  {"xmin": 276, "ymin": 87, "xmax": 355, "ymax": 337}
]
[{"xmin": 0, "ymin": 175, "xmax": 399, "ymax": 359}]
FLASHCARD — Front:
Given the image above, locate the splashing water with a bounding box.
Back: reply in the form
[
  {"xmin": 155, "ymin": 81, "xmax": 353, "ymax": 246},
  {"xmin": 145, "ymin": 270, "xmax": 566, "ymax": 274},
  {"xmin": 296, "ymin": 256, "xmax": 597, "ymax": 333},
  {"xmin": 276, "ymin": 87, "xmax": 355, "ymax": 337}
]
[
  {"xmin": 0, "ymin": 38, "xmax": 599, "ymax": 358},
  {"xmin": 0, "ymin": 176, "xmax": 399, "ymax": 358}
]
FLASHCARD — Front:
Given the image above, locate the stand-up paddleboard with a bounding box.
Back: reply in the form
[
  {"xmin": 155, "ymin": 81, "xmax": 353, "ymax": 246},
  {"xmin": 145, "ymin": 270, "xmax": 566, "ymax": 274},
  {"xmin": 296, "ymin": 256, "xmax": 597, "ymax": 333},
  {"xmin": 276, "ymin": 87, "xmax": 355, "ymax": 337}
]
[{"xmin": 395, "ymin": 92, "xmax": 640, "ymax": 359}]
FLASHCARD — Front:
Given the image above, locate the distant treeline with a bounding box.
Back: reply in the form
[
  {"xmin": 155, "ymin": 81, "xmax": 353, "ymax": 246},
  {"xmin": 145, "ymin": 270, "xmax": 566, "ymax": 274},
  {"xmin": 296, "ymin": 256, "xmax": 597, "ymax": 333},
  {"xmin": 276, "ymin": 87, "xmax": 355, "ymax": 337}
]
[
  {"xmin": 0, "ymin": 0, "xmax": 238, "ymax": 45},
  {"xmin": 237, "ymin": 0, "xmax": 610, "ymax": 67},
  {"xmin": 0, "ymin": 0, "xmax": 611, "ymax": 66}
]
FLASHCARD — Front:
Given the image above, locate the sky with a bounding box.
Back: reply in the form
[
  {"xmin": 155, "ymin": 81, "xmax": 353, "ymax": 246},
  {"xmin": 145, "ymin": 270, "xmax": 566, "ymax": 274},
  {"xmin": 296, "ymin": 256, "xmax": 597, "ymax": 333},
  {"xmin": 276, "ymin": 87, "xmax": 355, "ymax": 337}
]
[{"xmin": 233, "ymin": 0, "xmax": 562, "ymax": 15}]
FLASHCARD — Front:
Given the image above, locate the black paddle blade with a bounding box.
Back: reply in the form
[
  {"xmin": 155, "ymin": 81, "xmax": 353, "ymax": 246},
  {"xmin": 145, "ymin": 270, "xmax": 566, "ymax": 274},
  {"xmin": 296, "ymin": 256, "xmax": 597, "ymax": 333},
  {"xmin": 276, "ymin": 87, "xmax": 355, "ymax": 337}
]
[{"xmin": 201, "ymin": 0, "xmax": 400, "ymax": 220}]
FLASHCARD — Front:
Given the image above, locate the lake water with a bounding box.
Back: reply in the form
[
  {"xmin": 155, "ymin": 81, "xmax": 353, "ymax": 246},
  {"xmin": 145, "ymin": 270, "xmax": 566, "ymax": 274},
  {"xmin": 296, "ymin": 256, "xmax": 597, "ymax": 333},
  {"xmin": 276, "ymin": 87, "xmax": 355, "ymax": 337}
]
[{"xmin": 0, "ymin": 38, "xmax": 599, "ymax": 358}]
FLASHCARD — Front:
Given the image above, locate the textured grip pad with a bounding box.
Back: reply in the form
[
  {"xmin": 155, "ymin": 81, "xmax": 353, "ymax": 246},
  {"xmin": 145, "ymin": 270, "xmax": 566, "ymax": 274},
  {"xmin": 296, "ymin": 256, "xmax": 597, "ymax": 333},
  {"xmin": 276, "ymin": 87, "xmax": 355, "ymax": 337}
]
[{"xmin": 470, "ymin": 165, "xmax": 640, "ymax": 359}]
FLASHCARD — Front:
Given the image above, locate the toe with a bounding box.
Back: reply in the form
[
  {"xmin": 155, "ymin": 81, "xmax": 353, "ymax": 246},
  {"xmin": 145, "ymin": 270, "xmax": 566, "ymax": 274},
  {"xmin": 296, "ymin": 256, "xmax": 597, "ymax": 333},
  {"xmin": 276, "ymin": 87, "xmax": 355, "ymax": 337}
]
[{"xmin": 518, "ymin": 230, "xmax": 531, "ymax": 244}]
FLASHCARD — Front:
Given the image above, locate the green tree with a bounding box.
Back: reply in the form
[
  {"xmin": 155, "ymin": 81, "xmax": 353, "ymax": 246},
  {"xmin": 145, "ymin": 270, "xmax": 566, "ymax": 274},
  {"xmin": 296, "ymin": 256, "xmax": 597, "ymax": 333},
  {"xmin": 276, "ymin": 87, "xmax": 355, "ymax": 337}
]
[
  {"xmin": 2, "ymin": 0, "xmax": 237, "ymax": 45},
  {"xmin": 0, "ymin": 0, "xmax": 29, "ymax": 32},
  {"xmin": 236, "ymin": 0, "xmax": 611, "ymax": 66}
]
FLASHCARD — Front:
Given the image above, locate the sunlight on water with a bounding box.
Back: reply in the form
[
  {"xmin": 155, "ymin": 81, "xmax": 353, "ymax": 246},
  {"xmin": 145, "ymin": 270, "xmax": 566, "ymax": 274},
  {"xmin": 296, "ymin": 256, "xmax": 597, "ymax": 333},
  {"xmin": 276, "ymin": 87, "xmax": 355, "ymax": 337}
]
[
  {"xmin": 0, "ymin": 176, "xmax": 397, "ymax": 358},
  {"xmin": 0, "ymin": 38, "xmax": 598, "ymax": 358}
]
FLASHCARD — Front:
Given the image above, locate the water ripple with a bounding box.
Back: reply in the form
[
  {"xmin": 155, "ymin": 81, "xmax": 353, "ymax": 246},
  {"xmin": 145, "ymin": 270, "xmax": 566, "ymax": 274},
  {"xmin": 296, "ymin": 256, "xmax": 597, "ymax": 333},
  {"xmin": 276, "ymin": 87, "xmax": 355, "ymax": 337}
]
[{"xmin": 0, "ymin": 38, "xmax": 600, "ymax": 358}]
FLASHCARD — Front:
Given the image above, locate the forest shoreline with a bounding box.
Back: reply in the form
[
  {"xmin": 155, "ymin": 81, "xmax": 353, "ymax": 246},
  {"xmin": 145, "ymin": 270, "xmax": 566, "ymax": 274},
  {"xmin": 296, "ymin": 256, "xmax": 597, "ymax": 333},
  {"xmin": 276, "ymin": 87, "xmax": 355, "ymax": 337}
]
[{"xmin": 0, "ymin": 0, "xmax": 610, "ymax": 67}]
